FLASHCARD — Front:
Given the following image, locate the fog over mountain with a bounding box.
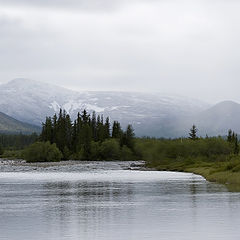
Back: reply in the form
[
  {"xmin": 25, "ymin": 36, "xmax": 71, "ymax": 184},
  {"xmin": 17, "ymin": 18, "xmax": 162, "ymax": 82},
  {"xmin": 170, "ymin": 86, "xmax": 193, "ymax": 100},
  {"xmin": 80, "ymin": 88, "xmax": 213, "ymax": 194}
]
[
  {"xmin": 0, "ymin": 0, "xmax": 240, "ymax": 103},
  {"xmin": 0, "ymin": 111, "xmax": 40, "ymax": 134},
  {"xmin": 0, "ymin": 78, "xmax": 239, "ymax": 137}
]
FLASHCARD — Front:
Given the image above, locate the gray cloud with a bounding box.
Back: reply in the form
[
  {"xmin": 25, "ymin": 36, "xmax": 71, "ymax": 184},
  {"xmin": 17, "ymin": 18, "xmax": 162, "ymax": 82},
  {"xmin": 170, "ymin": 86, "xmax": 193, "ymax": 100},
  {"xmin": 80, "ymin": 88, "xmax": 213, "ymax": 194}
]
[
  {"xmin": 0, "ymin": 0, "xmax": 240, "ymax": 103},
  {"xmin": 0, "ymin": 0, "xmax": 159, "ymax": 11}
]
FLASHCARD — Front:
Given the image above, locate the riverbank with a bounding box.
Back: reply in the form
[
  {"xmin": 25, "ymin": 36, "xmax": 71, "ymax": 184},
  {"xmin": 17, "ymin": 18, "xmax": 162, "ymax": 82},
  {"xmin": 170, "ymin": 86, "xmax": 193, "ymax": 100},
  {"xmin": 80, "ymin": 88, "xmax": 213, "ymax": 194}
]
[
  {"xmin": 146, "ymin": 159, "xmax": 240, "ymax": 191},
  {"xmin": 135, "ymin": 137, "xmax": 240, "ymax": 191}
]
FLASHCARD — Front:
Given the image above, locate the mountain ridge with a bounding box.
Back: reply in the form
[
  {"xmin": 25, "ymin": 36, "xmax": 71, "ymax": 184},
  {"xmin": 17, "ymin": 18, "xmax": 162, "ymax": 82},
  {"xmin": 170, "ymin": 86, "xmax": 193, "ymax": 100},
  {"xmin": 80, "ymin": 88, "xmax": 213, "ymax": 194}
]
[
  {"xmin": 0, "ymin": 78, "xmax": 210, "ymax": 137},
  {"xmin": 1, "ymin": 78, "xmax": 239, "ymax": 137},
  {"xmin": 0, "ymin": 111, "xmax": 41, "ymax": 134}
]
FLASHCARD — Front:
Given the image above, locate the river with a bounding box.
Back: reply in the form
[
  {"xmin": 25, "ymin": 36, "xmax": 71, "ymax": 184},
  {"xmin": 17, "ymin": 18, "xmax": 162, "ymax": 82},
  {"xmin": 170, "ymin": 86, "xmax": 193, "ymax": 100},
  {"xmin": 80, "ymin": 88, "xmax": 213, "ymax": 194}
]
[{"xmin": 0, "ymin": 161, "xmax": 240, "ymax": 240}]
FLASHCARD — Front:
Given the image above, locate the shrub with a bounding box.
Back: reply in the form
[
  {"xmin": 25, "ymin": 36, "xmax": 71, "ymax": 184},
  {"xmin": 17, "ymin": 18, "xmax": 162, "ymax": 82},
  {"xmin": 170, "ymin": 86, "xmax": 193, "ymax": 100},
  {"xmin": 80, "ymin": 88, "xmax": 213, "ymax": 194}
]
[
  {"xmin": 23, "ymin": 141, "xmax": 62, "ymax": 162},
  {"xmin": 121, "ymin": 145, "xmax": 134, "ymax": 161},
  {"xmin": 1, "ymin": 150, "xmax": 23, "ymax": 159},
  {"xmin": 90, "ymin": 141, "xmax": 100, "ymax": 160},
  {"xmin": 100, "ymin": 139, "xmax": 120, "ymax": 160},
  {"xmin": 70, "ymin": 148, "xmax": 84, "ymax": 160},
  {"xmin": 62, "ymin": 146, "xmax": 71, "ymax": 160}
]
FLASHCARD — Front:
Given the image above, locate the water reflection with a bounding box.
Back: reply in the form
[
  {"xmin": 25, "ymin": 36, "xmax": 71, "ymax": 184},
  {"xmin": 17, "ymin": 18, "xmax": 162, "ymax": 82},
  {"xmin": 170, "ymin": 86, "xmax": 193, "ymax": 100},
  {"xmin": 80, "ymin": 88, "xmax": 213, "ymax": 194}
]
[{"xmin": 1, "ymin": 162, "xmax": 240, "ymax": 240}]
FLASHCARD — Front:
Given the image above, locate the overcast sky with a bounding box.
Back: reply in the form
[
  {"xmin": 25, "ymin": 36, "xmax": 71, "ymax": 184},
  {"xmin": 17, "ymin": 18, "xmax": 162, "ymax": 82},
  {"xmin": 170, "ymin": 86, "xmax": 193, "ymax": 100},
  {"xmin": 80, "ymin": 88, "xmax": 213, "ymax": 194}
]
[{"xmin": 0, "ymin": 0, "xmax": 239, "ymax": 103}]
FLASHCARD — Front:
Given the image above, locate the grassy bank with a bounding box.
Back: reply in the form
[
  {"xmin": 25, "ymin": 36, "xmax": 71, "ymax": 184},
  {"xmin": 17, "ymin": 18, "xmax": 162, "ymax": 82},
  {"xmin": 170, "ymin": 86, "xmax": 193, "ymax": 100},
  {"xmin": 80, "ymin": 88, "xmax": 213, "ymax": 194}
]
[{"xmin": 135, "ymin": 137, "xmax": 240, "ymax": 191}]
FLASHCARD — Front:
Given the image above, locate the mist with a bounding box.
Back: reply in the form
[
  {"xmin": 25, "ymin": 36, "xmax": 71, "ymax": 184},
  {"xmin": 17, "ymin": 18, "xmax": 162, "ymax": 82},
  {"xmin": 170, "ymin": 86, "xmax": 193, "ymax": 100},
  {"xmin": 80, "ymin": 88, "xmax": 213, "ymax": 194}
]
[{"xmin": 0, "ymin": 0, "xmax": 239, "ymax": 103}]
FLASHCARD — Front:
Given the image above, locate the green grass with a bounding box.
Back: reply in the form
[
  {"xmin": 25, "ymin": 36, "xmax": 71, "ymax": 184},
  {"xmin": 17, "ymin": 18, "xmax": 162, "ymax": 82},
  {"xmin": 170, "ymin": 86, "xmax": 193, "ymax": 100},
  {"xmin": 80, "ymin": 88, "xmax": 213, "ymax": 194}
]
[
  {"xmin": 0, "ymin": 150, "xmax": 23, "ymax": 159},
  {"xmin": 145, "ymin": 157, "xmax": 240, "ymax": 191},
  {"xmin": 134, "ymin": 138, "xmax": 240, "ymax": 191}
]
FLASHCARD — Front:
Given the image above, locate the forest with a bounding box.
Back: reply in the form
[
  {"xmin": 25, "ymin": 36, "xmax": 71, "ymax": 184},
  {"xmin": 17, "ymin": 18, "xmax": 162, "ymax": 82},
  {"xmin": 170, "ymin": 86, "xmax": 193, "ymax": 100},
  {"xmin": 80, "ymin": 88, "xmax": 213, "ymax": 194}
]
[{"xmin": 0, "ymin": 109, "xmax": 136, "ymax": 162}]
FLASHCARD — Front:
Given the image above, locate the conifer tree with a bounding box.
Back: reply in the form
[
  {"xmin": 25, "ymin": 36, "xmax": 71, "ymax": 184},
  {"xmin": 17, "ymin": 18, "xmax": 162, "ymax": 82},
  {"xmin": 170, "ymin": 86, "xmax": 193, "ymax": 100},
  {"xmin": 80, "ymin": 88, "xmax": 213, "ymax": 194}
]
[
  {"xmin": 91, "ymin": 111, "xmax": 97, "ymax": 141},
  {"xmin": 96, "ymin": 115, "xmax": 104, "ymax": 142},
  {"xmin": 121, "ymin": 124, "xmax": 135, "ymax": 150},
  {"xmin": 189, "ymin": 125, "xmax": 198, "ymax": 140},
  {"xmin": 82, "ymin": 124, "xmax": 92, "ymax": 159},
  {"xmin": 71, "ymin": 120, "xmax": 77, "ymax": 152},
  {"xmin": 65, "ymin": 113, "xmax": 72, "ymax": 149},
  {"xmin": 234, "ymin": 135, "xmax": 239, "ymax": 155},
  {"xmin": 104, "ymin": 117, "xmax": 111, "ymax": 139},
  {"xmin": 55, "ymin": 109, "xmax": 71, "ymax": 152},
  {"xmin": 227, "ymin": 129, "xmax": 233, "ymax": 142},
  {"xmin": 52, "ymin": 114, "xmax": 57, "ymax": 143},
  {"xmin": 0, "ymin": 143, "xmax": 4, "ymax": 155},
  {"xmin": 112, "ymin": 121, "xmax": 122, "ymax": 139},
  {"xmin": 41, "ymin": 117, "xmax": 53, "ymax": 142}
]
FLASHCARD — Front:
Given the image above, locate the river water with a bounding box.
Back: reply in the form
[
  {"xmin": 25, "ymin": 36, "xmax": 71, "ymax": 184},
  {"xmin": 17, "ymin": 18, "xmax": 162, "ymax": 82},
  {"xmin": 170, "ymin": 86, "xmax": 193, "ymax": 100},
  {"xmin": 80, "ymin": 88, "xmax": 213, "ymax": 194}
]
[{"xmin": 0, "ymin": 161, "xmax": 240, "ymax": 240}]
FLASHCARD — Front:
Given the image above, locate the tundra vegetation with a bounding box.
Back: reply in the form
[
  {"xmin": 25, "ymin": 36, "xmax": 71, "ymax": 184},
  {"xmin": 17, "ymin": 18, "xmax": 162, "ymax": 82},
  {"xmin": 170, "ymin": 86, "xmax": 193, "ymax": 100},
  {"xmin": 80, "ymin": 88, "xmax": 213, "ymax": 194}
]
[{"xmin": 136, "ymin": 127, "xmax": 240, "ymax": 190}]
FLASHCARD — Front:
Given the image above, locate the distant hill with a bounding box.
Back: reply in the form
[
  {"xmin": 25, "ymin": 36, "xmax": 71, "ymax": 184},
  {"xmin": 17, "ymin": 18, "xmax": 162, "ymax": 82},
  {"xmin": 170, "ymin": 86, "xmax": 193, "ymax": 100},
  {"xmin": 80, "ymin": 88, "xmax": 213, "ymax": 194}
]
[
  {"xmin": 1, "ymin": 78, "xmax": 240, "ymax": 137},
  {"xmin": 0, "ymin": 78, "xmax": 209, "ymax": 137},
  {"xmin": 0, "ymin": 112, "xmax": 41, "ymax": 134},
  {"xmin": 170, "ymin": 101, "xmax": 240, "ymax": 137},
  {"xmin": 194, "ymin": 101, "xmax": 240, "ymax": 136}
]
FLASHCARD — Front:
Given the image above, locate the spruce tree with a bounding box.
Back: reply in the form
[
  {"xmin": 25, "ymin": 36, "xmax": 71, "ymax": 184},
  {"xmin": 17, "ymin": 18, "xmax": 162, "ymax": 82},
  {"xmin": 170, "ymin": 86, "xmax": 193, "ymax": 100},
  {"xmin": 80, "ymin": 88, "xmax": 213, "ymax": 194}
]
[
  {"xmin": 104, "ymin": 117, "xmax": 111, "ymax": 139},
  {"xmin": 112, "ymin": 121, "xmax": 122, "ymax": 139},
  {"xmin": 0, "ymin": 143, "xmax": 4, "ymax": 155},
  {"xmin": 71, "ymin": 120, "xmax": 77, "ymax": 152},
  {"xmin": 121, "ymin": 125, "xmax": 135, "ymax": 150},
  {"xmin": 65, "ymin": 113, "xmax": 72, "ymax": 149},
  {"xmin": 41, "ymin": 117, "xmax": 53, "ymax": 142},
  {"xmin": 91, "ymin": 111, "xmax": 97, "ymax": 141},
  {"xmin": 52, "ymin": 114, "xmax": 57, "ymax": 143},
  {"xmin": 96, "ymin": 115, "xmax": 104, "ymax": 142},
  {"xmin": 189, "ymin": 125, "xmax": 198, "ymax": 140},
  {"xmin": 234, "ymin": 135, "xmax": 239, "ymax": 155},
  {"xmin": 227, "ymin": 129, "xmax": 233, "ymax": 142},
  {"xmin": 82, "ymin": 124, "xmax": 92, "ymax": 159}
]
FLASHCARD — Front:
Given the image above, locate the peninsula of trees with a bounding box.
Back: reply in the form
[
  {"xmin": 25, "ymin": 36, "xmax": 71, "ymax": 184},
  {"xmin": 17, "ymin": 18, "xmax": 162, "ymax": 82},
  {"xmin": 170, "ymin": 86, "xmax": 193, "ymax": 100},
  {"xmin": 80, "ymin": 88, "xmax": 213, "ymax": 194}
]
[{"xmin": 23, "ymin": 109, "xmax": 136, "ymax": 162}]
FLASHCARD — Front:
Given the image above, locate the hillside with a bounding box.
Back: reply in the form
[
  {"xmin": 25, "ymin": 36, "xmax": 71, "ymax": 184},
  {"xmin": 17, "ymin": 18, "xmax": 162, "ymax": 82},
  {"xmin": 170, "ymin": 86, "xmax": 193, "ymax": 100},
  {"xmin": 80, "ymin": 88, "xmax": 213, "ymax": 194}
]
[
  {"xmin": 1, "ymin": 79, "xmax": 239, "ymax": 137},
  {"xmin": 0, "ymin": 111, "xmax": 41, "ymax": 134},
  {"xmin": 194, "ymin": 101, "xmax": 240, "ymax": 136},
  {"xmin": 0, "ymin": 78, "xmax": 209, "ymax": 137}
]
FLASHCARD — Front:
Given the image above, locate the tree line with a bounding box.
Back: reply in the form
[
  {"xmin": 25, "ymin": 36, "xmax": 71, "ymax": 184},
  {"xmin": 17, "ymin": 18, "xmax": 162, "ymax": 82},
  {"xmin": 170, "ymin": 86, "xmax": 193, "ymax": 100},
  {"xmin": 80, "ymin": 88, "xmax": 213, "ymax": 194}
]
[
  {"xmin": 0, "ymin": 133, "xmax": 38, "ymax": 150},
  {"xmin": 38, "ymin": 109, "xmax": 135, "ymax": 161},
  {"xmin": 188, "ymin": 124, "xmax": 239, "ymax": 155}
]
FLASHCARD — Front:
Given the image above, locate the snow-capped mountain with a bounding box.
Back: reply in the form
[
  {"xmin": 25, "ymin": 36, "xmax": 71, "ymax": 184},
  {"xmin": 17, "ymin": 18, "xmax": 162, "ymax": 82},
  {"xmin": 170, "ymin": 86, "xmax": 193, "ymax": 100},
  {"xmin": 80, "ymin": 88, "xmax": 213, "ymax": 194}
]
[{"xmin": 0, "ymin": 78, "xmax": 210, "ymax": 137}]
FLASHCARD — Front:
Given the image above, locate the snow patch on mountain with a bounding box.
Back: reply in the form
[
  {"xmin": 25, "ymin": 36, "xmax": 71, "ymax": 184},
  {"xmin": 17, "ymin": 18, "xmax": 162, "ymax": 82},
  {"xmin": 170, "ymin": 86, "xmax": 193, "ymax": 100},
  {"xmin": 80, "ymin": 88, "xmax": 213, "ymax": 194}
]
[
  {"xmin": 0, "ymin": 78, "xmax": 211, "ymax": 137},
  {"xmin": 84, "ymin": 104, "xmax": 105, "ymax": 113},
  {"xmin": 50, "ymin": 101, "xmax": 61, "ymax": 112}
]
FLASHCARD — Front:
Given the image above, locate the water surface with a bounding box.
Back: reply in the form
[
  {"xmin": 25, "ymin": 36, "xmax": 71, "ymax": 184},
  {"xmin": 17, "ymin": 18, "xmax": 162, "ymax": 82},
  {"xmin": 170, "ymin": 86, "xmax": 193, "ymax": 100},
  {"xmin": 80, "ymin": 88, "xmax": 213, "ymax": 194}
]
[{"xmin": 0, "ymin": 161, "xmax": 240, "ymax": 240}]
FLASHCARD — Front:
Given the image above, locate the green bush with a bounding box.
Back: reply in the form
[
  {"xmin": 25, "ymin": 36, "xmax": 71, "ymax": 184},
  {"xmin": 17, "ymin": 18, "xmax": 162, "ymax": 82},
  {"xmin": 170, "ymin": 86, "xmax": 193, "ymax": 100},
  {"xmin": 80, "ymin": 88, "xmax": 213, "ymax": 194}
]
[
  {"xmin": 90, "ymin": 141, "xmax": 100, "ymax": 160},
  {"xmin": 70, "ymin": 148, "xmax": 84, "ymax": 160},
  {"xmin": 62, "ymin": 146, "xmax": 71, "ymax": 160},
  {"xmin": 23, "ymin": 141, "xmax": 63, "ymax": 162},
  {"xmin": 1, "ymin": 150, "xmax": 23, "ymax": 159},
  {"xmin": 135, "ymin": 137, "xmax": 233, "ymax": 163},
  {"xmin": 100, "ymin": 139, "xmax": 120, "ymax": 160},
  {"xmin": 121, "ymin": 145, "xmax": 134, "ymax": 161}
]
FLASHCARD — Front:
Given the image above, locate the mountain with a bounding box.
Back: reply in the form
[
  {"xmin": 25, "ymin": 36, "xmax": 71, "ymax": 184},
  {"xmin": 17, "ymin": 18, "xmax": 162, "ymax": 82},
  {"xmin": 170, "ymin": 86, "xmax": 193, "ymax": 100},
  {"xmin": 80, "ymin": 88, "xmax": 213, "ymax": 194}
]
[
  {"xmin": 0, "ymin": 111, "xmax": 41, "ymax": 134},
  {"xmin": 169, "ymin": 100, "xmax": 240, "ymax": 137},
  {"xmin": 0, "ymin": 78, "xmax": 209, "ymax": 137},
  {"xmin": 194, "ymin": 101, "xmax": 240, "ymax": 136}
]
